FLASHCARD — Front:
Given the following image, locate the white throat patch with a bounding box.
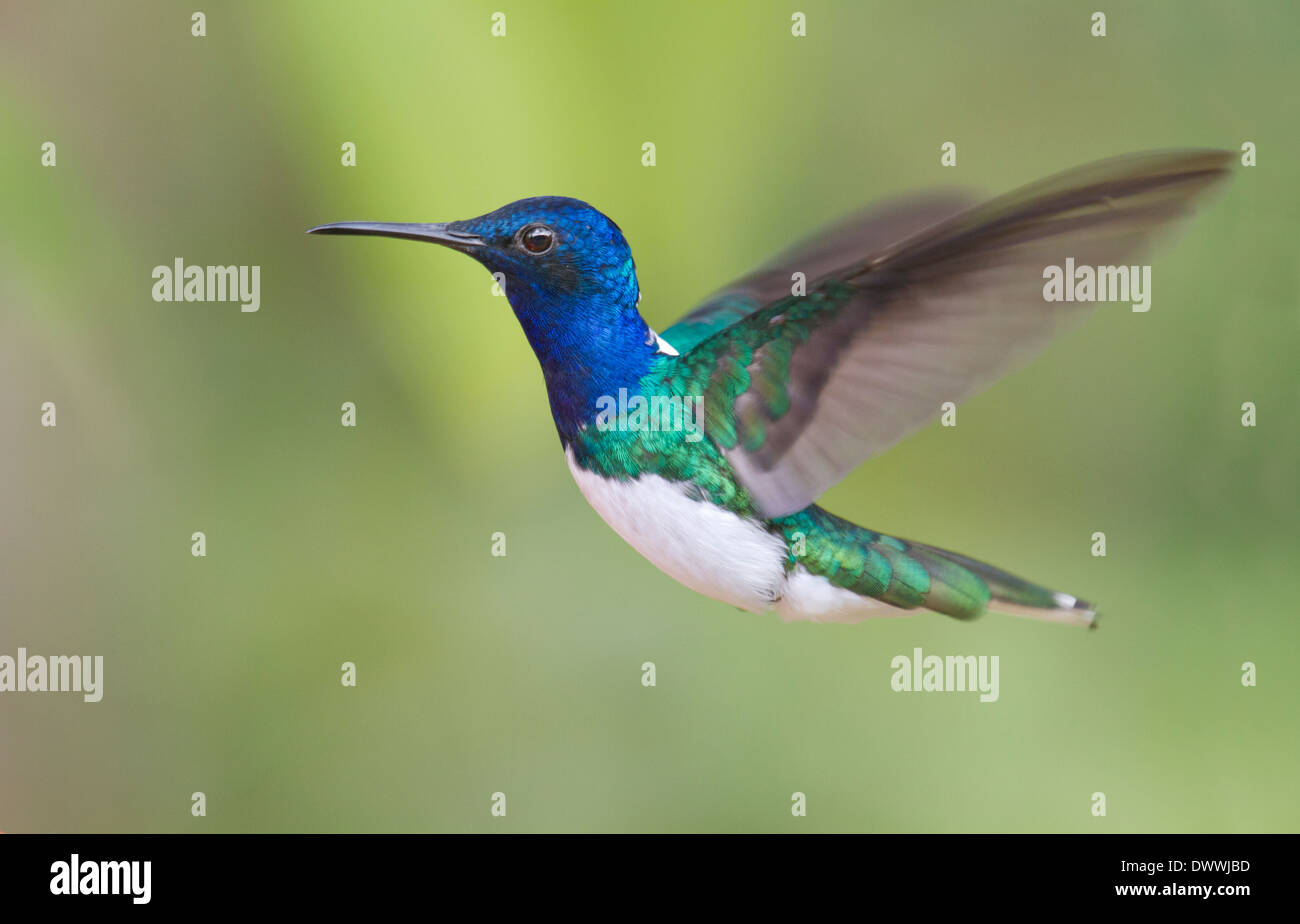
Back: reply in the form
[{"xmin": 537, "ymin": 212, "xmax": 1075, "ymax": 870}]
[{"xmin": 644, "ymin": 326, "xmax": 679, "ymax": 356}]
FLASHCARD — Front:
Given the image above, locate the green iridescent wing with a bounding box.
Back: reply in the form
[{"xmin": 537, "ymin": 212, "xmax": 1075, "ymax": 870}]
[{"xmin": 667, "ymin": 149, "xmax": 1233, "ymax": 518}]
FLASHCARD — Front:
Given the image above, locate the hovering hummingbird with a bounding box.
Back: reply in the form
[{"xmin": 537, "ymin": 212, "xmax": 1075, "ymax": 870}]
[{"xmin": 310, "ymin": 149, "xmax": 1230, "ymax": 628}]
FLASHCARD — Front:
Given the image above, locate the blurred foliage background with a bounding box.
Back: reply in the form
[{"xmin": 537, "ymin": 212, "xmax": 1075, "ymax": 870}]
[{"xmin": 1, "ymin": 0, "xmax": 1297, "ymax": 832}]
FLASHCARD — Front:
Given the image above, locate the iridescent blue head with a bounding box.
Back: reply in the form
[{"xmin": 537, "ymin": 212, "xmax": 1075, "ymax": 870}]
[{"xmin": 310, "ymin": 197, "xmax": 659, "ymax": 441}]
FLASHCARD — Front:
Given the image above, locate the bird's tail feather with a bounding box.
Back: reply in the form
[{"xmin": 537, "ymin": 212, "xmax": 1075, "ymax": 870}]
[
  {"xmin": 777, "ymin": 505, "xmax": 1097, "ymax": 628},
  {"xmin": 906, "ymin": 540, "xmax": 1097, "ymax": 628}
]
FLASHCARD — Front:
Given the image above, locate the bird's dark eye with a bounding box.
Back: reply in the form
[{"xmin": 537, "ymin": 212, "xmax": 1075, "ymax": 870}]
[{"xmin": 519, "ymin": 224, "xmax": 555, "ymax": 255}]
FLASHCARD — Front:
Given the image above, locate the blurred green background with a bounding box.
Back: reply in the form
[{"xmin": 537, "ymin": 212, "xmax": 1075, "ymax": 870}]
[{"xmin": 2, "ymin": 0, "xmax": 1296, "ymax": 832}]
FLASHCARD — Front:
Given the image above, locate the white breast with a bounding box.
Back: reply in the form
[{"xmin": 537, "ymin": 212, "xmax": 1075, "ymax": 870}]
[{"xmin": 565, "ymin": 447, "xmax": 787, "ymax": 613}]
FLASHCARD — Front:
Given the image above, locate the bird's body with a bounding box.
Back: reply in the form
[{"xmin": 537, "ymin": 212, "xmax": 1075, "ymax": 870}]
[
  {"xmin": 311, "ymin": 149, "xmax": 1231, "ymax": 629},
  {"xmin": 561, "ymin": 336, "xmax": 1082, "ymax": 625}
]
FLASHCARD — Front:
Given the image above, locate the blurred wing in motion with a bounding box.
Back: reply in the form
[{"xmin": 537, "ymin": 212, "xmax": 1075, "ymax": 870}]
[
  {"xmin": 666, "ymin": 149, "xmax": 1233, "ymax": 517},
  {"xmin": 661, "ymin": 192, "xmax": 975, "ymax": 353}
]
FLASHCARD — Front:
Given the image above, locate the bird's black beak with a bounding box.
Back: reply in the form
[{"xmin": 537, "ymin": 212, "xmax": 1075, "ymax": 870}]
[{"xmin": 306, "ymin": 221, "xmax": 485, "ymax": 252}]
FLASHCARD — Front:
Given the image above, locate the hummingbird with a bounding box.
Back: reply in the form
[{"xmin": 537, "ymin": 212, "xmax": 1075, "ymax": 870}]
[{"xmin": 310, "ymin": 149, "xmax": 1230, "ymax": 628}]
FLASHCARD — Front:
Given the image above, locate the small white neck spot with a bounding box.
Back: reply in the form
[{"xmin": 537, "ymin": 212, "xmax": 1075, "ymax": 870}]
[{"xmin": 649, "ymin": 328, "xmax": 679, "ymax": 356}]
